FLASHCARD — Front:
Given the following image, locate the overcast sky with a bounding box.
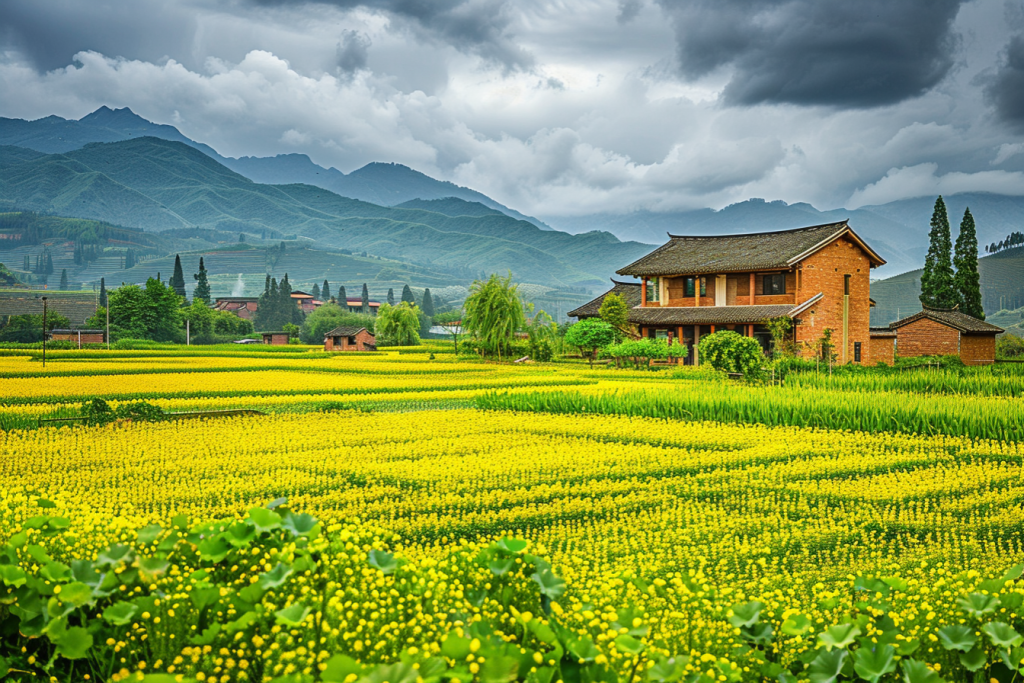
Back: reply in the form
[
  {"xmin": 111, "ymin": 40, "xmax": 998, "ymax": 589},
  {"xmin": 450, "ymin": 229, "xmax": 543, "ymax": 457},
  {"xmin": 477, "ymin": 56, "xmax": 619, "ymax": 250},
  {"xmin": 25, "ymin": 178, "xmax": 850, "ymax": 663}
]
[{"xmin": 2, "ymin": 0, "xmax": 1023, "ymax": 218}]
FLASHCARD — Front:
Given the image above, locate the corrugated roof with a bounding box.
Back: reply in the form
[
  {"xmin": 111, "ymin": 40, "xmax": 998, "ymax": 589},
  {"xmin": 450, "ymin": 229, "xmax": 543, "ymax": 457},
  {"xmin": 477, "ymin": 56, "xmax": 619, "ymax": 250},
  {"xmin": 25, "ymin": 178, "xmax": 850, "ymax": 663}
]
[
  {"xmin": 628, "ymin": 304, "xmax": 795, "ymax": 326},
  {"xmin": 617, "ymin": 221, "xmax": 884, "ymax": 276},
  {"xmin": 567, "ymin": 280, "xmax": 642, "ymax": 319},
  {"xmin": 325, "ymin": 326, "xmax": 370, "ymax": 337},
  {"xmin": 889, "ymin": 308, "xmax": 1004, "ymax": 334}
]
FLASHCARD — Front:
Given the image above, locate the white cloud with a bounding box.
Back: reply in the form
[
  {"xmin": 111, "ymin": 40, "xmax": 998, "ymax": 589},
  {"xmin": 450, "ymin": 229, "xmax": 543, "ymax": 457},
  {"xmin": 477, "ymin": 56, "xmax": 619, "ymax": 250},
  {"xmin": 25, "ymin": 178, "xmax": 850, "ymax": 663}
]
[{"xmin": 847, "ymin": 163, "xmax": 1024, "ymax": 208}]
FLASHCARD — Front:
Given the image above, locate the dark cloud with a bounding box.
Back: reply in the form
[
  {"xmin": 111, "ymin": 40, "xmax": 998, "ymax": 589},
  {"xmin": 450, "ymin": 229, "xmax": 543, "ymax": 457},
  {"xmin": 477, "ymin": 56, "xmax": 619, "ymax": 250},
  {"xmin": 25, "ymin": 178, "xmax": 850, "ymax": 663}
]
[
  {"xmin": 617, "ymin": 0, "xmax": 643, "ymax": 24},
  {"xmin": 336, "ymin": 29, "xmax": 371, "ymax": 74},
  {"xmin": 655, "ymin": 0, "xmax": 965, "ymax": 107},
  {"xmin": 985, "ymin": 34, "xmax": 1024, "ymax": 130},
  {"xmin": 0, "ymin": 0, "xmax": 195, "ymax": 71},
  {"xmin": 252, "ymin": 0, "xmax": 532, "ymax": 70}
]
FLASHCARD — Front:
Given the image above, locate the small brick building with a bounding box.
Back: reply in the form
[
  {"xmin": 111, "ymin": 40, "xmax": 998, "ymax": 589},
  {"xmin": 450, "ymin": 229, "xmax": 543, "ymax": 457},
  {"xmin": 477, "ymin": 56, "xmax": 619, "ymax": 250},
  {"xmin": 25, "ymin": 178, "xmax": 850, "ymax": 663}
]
[
  {"xmin": 324, "ymin": 326, "xmax": 375, "ymax": 352},
  {"xmin": 261, "ymin": 331, "xmax": 290, "ymax": 346},
  {"xmin": 889, "ymin": 308, "xmax": 1003, "ymax": 365},
  {"xmin": 214, "ymin": 297, "xmax": 259, "ymax": 320},
  {"xmin": 49, "ymin": 328, "xmax": 106, "ymax": 347},
  {"xmin": 867, "ymin": 328, "xmax": 896, "ymax": 365}
]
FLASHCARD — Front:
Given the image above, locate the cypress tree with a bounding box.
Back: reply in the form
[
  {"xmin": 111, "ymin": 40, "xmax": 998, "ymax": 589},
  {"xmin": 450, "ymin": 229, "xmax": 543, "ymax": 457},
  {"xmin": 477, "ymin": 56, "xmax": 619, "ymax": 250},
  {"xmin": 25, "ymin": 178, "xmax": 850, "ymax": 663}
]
[
  {"xmin": 312, "ymin": 283, "xmax": 321, "ymax": 300},
  {"xmin": 387, "ymin": 288, "xmax": 395, "ymax": 306},
  {"xmin": 338, "ymin": 286, "xmax": 348, "ymax": 309},
  {"xmin": 170, "ymin": 254, "xmax": 187, "ymax": 297},
  {"xmin": 920, "ymin": 196, "xmax": 957, "ymax": 308},
  {"xmin": 46, "ymin": 253, "xmax": 54, "ymax": 275},
  {"xmin": 401, "ymin": 284, "xmax": 414, "ymax": 304},
  {"xmin": 421, "ymin": 288, "xmax": 434, "ymax": 317},
  {"xmin": 100, "ymin": 278, "xmax": 107, "ymax": 308},
  {"xmin": 59, "ymin": 269, "xmax": 68, "ymax": 290},
  {"xmin": 265, "ymin": 274, "xmax": 271, "ymax": 294},
  {"xmin": 361, "ymin": 283, "xmax": 370, "ymax": 314},
  {"xmin": 193, "ymin": 257, "xmax": 212, "ymax": 306},
  {"xmin": 23, "ymin": 255, "xmax": 29, "ymax": 271},
  {"xmin": 322, "ymin": 280, "xmax": 331, "ymax": 302},
  {"xmin": 954, "ymin": 207, "xmax": 984, "ymax": 319}
]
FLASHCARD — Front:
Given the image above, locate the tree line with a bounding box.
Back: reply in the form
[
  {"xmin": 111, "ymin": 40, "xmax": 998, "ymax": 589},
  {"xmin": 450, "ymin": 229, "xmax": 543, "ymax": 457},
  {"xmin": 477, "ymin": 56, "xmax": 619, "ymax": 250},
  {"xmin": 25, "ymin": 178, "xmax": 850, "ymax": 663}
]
[{"xmin": 919, "ymin": 196, "xmax": 984, "ymax": 319}]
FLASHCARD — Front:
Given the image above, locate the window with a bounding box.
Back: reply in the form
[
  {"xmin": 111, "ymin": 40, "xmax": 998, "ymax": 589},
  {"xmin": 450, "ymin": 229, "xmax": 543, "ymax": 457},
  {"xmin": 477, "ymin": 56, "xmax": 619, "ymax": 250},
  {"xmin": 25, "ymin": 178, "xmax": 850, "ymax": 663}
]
[
  {"xmin": 655, "ymin": 329, "xmax": 669, "ymax": 340},
  {"xmin": 854, "ymin": 341, "xmax": 861, "ymax": 363},
  {"xmin": 646, "ymin": 277, "xmax": 660, "ymax": 302},
  {"xmin": 685, "ymin": 277, "xmax": 705, "ymax": 297},
  {"xmin": 762, "ymin": 274, "xmax": 786, "ymax": 295},
  {"xmin": 844, "ymin": 274, "xmax": 851, "ymax": 295}
]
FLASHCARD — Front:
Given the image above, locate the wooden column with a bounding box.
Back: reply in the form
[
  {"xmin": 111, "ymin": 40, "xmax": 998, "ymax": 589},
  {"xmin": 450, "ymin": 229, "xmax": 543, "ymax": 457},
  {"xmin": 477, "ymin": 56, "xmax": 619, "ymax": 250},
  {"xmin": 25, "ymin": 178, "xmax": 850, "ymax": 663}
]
[
  {"xmin": 695, "ymin": 278, "xmax": 701, "ymax": 307},
  {"xmin": 693, "ymin": 326, "xmax": 700, "ymax": 365},
  {"xmin": 641, "ymin": 279, "xmax": 647, "ymax": 306},
  {"xmin": 710, "ymin": 325, "xmax": 716, "ymax": 334},
  {"xmin": 749, "ymin": 273, "xmax": 755, "ymax": 304}
]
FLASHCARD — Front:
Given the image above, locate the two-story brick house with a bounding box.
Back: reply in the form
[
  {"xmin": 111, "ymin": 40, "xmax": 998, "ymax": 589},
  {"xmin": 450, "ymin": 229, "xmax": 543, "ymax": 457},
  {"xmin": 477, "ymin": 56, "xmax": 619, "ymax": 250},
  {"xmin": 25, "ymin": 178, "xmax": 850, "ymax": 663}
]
[{"xmin": 604, "ymin": 221, "xmax": 886, "ymax": 364}]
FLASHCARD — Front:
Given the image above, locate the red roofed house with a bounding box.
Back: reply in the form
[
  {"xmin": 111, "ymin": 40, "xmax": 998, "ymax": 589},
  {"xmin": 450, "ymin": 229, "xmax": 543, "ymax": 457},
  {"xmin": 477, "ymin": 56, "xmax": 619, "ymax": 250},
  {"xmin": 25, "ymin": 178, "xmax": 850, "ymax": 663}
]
[
  {"xmin": 343, "ymin": 298, "xmax": 380, "ymax": 315},
  {"xmin": 324, "ymin": 326, "xmax": 376, "ymax": 351},
  {"xmin": 582, "ymin": 221, "xmax": 888, "ymax": 365},
  {"xmin": 290, "ymin": 291, "xmax": 321, "ymax": 314},
  {"xmin": 214, "ymin": 297, "xmax": 259, "ymax": 320}
]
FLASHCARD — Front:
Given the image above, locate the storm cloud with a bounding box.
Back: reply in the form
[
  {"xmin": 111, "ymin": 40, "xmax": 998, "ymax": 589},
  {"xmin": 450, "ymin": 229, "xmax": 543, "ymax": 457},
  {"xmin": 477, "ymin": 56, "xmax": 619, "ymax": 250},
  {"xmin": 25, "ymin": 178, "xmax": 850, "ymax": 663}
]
[
  {"xmin": 985, "ymin": 34, "xmax": 1024, "ymax": 131},
  {"xmin": 656, "ymin": 0, "xmax": 965, "ymax": 107}
]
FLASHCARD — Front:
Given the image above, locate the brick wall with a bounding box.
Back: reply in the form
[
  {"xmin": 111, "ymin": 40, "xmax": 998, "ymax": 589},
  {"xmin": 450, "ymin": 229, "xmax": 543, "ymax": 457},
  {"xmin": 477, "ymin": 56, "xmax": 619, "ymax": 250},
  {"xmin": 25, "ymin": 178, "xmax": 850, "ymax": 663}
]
[
  {"xmin": 866, "ymin": 335, "xmax": 895, "ymax": 365},
  {"xmin": 959, "ymin": 334, "xmax": 997, "ymax": 365},
  {"xmin": 894, "ymin": 318, "xmax": 959, "ymax": 357},
  {"xmin": 794, "ymin": 235, "xmax": 874, "ymax": 364}
]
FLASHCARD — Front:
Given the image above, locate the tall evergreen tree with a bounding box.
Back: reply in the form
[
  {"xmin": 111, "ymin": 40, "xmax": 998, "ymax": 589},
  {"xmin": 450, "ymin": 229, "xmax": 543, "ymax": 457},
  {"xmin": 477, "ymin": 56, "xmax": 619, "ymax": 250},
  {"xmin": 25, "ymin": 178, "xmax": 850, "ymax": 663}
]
[
  {"xmin": 311, "ymin": 283, "xmax": 321, "ymax": 301},
  {"xmin": 59, "ymin": 269, "xmax": 68, "ymax": 290},
  {"xmin": 23, "ymin": 255, "xmax": 29, "ymax": 271},
  {"xmin": 954, "ymin": 207, "xmax": 984, "ymax": 319},
  {"xmin": 361, "ymin": 283, "xmax": 370, "ymax": 314},
  {"xmin": 421, "ymin": 288, "xmax": 434, "ymax": 317},
  {"xmin": 401, "ymin": 284, "xmax": 414, "ymax": 304},
  {"xmin": 99, "ymin": 278, "xmax": 108, "ymax": 308},
  {"xmin": 46, "ymin": 253, "xmax": 54, "ymax": 275},
  {"xmin": 193, "ymin": 257, "xmax": 212, "ymax": 306},
  {"xmin": 387, "ymin": 288, "xmax": 395, "ymax": 306},
  {"xmin": 338, "ymin": 286, "xmax": 347, "ymax": 305},
  {"xmin": 322, "ymin": 280, "xmax": 331, "ymax": 302},
  {"xmin": 265, "ymin": 274, "xmax": 272, "ymax": 294},
  {"xmin": 169, "ymin": 254, "xmax": 187, "ymax": 297},
  {"xmin": 920, "ymin": 196, "xmax": 957, "ymax": 308}
]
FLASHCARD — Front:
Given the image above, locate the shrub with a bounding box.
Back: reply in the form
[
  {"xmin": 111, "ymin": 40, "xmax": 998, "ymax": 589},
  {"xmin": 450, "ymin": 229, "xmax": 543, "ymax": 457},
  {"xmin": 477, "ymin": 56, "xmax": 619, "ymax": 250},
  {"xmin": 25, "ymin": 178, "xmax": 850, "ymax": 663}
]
[
  {"xmin": 698, "ymin": 331, "xmax": 764, "ymax": 376},
  {"xmin": 997, "ymin": 333, "xmax": 1024, "ymax": 358}
]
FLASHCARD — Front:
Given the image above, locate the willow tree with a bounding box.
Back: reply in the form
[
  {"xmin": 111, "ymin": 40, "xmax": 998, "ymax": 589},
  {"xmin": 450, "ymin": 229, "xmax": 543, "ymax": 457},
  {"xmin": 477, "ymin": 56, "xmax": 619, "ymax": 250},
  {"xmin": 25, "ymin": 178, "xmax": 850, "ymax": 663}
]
[
  {"xmin": 462, "ymin": 273, "xmax": 525, "ymax": 361},
  {"xmin": 375, "ymin": 302, "xmax": 421, "ymax": 346}
]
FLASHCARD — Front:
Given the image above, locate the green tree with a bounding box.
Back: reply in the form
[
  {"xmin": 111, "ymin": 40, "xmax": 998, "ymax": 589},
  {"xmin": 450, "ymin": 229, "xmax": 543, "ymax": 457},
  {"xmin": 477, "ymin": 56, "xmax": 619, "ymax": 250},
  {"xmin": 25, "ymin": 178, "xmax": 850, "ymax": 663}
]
[
  {"xmin": 564, "ymin": 318, "xmax": 616, "ymax": 366},
  {"xmin": 387, "ymin": 288, "xmax": 395, "ymax": 306},
  {"xmin": 169, "ymin": 254, "xmax": 187, "ymax": 298},
  {"xmin": 376, "ymin": 302, "xmax": 421, "ymax": 346},
  {"xmin": 361, "ymin": 283, "xmax": 370, "ymax": 314},
  {"xmin": 311, "ymin": 283, "xmax": 321, "ymax": 300},
  {"xmin": 0, "ymin": 312, "xmax": 71, "ymax": 342},
  {"xmin": 322, "ymin": 280, "xmax": 331, "ymax": 302},
  {"xmin": 401, "ymin": 284, "xmax": 415, "ymax": 304},
  {"xmin": 953, "ymin": 207, "xmax": 984, "ymax": 319},
  {"xmin": 763, "ymin": 316, "xmax": 795, "ymax": 358},
  {"xmin": 462, "ymin": 273, "xmax": 526, "ymax": 361},
  {"xmin": 299, "ymin": 303, "xmax": 375, "ymax": 344},
  {"xmin": 106, "ymin": 278, "xmax": 183, "ymax": 342},
  {"xmin": 698, "ymin": 331, "xmax": 763, "ymax": 376},
  {"xmin": 181, "ymin": 300, "xmax": 214, "ymax": 338},
  {"xmin": 421, "ymin": 288, "xmax": 435, "ymax": 317},
  {"xmin": 59, "ymin": 268, "xmax": 68, "ymax": 290},
  {"xmin": 598, "ymin": 293, "xmax": 632, "ymax": 339},
  {"xmin": 920, "ymin": 196, "xmax": 956, "ymax": 308},
  {"xmin": 99, "ymin": 278, "xmax": 107, "ymax": 308},
  {"xmin": 192, "ymin": 257, "xmax": 212, "ymax": 306},
  {"xmin": 338, "ymin": 285, "xmax": 348, "ymax": 305}
]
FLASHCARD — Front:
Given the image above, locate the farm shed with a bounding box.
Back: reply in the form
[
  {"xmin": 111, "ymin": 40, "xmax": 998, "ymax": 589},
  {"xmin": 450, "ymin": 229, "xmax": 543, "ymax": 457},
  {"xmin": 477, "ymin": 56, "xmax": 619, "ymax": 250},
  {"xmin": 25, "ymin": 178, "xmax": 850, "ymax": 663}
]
[
  {"xmin": 324, "ymin": 326, "xmax": 375, "ymax": 352},
  {"xmin": 49, "ymin": 328, "xmax": 106, "ymax": 347},
  {"xmin": 889, "ymin": 308, "xmax": 1003, "ymax": 366},
  {"xmin": 261, "ymin": 331, "xmax": 290, "ymax": 346}
]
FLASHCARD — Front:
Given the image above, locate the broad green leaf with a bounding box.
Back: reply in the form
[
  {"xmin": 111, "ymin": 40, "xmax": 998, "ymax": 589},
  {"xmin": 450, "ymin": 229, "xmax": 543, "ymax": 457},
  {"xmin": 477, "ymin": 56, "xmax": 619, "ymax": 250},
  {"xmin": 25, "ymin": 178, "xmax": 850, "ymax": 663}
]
[
  {"xmin": 817, "ymin": 623, "xmax": 861, "ymax": 651},
  {"xmin": 368, "ymin": 549, "xmax": 399, "ymax": 575},
  {"xmin": 958, "ymin": 646, "xmax": 987, "ymax": 672},
  {"xmin": 728, "ymin": 600, "xmax": 763, "ymax": 628},
  {"xmin": 362, "ymin": 661, "xmax": 418, "ymax": 683},
  {"xmin": 440, "ymin": 634, "xmax": 471, "ymax": 660},
  {"xmin": 489, "ymin": 557, "xmax": 515, "ymax": 575},
  {"xmin": 227, "ymin": 610, "xmax": 259, "ymax": 633},
  {"xmin": 0, "ymin": 656, "xmax": 8, "ymax": 677},
  {"xmin": 781, "ymin": 614, "xmax": 811, "ymax": 636},
  {"xmin": 197, "ymin": 535, "xmax": 232, "ymax": 563},
  {"xmin": 39, "ymin": 562, "xmax": 71, "ymax": 582},
  {"xmin": 238, "ymin": 583, "xmax": 265, "ymax": 605},
  {"xmin": 740, "ymin": 622, "xmax": 774, "ymax": 645},
  {"xmin": 70, "ymin": 559, "xmax": 101, "ymax": 587},
  {"xmin": 646, "ymin": 656, "xmax": 687, "ymax": 682},
  {"xmin": 566, "ymin": 635, "xmax": 600, "ymax": 662},
  {"xmin": 0, "ymin": 565, "xmax": 26, "ymax": 587},
  {"xmin": 936, "ymin": 624, "xmax": 976, "ymax": 652},
  {"xmin": 138, "ymin": 557, "xmax": 170, "ymax": 580},
  {"xmin": 275, "ymin": 602, "xmax": 311, "ymax": 627},
  {"xmin": 527, "ymin": 619, "xmax": 557, "ymax": 645},
  {"xmin": 958, "ymin": 592, "xmax": 999, "ymax": 618},
  {"xmin": 36, "ymin": 498, "xmax": 56, "ymax": 509},
  {"xmin": 258, "ymin": 563, "xmax": 293, "ymax": 590},
  {"xmin": 1003, "ymin": 564, "xmax": 1024, "ymax": 581},
  {"xmin": 322, "ymin": 654, "xmax": 364, "ymax": 682},
  {"xmin": 97, "ymin": 543, "xmax": 134, "ymax": 568},
  {"xmin": 55, "ymin": 626, "xmax": 93, "ymax": 660},
  {"xmin": 267, "ymin": 497, "xmax": 287, "ymax": 510},
  {"xmin": 497, "ymin": 538, "xmax": 528, "ymax": 554},
  {"xmin": 190, "ymin": 586, "xmax": 220, "ymax": 613},
  {"xmin": 136, "ymin": 524, "xmax": 163, "ymax": 545},
  {"xmin": 249, "ymin": 507, "xmax": 282, "ymax": 532},
  {"xmin": 417, "ymin": 657, "xmax": 448, "ymax": 679},
  {"xmin": 56, "ymin": 581, "xmax": 93, "ymax": 607},
  {"xmin": 852, "ymin": 644, "xmax": 896, "ymax": 683},
  {"xmin": 532, "ymin": 567, "xmax": 566, "ymax": 599},
  {"xmin": 47, "ymin": 516, "xmax": 71, "ymax": 530},
  {"xmin": 807, "ymin": 648, "xmax": 847, "ymax": 683},
  {"xmin": 900, "ymin": 659, "xmax": 943, "ymax": 683},
  {"xmin": 281, "ymin": 512, "xmax": 319, "ymax": 538},
  {"xmin": 102, "ymin": 601, "xmax": 138, "ymax": 626},
  {"xmin": 615, "ymin": 634, "xmax": 645, "ymax": 655},
  {"xmin": 982, "ymin": 621, "xmax": 1023, "ymax": 648},
  {"xmin": 191, "ymin": 622, "xmax": 221, "ymax": 645},
  {"xmin": 27, "ymin": 544, "xmax": 51, "ymax": 564},
  {"xmin": 999, "ymin": 646, "xmax": 1024, "ymax": 670},
  {"xmin": 225, "ymin": 522, "xmax": 257, "ymax": 547}
]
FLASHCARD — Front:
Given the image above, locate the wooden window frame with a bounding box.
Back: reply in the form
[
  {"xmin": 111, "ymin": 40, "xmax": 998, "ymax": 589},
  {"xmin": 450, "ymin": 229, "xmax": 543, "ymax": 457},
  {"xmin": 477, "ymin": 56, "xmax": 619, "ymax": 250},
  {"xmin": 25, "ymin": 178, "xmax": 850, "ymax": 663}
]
[{"xmin": 762, "ymin": 273, "xmax": 786, "ymax": 295}]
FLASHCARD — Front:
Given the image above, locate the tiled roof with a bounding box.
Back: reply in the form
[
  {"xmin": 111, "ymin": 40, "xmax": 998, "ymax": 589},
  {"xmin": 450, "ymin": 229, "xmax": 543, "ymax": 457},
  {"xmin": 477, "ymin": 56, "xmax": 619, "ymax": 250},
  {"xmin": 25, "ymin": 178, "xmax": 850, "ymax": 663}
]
[
  {"xmin": 567, "ymin": 280, "xmax": 642, "ymax": 318},
  {"xmin": 617, "ymin": 221, "xmax": 885, "ymax": 276},
  {"xmin": 325, "ymin": 326, "xmax": 370, "ymax": 337},
  {"xmin": 628, "ymin": 304, "xmax": 795, "ymax": 326},
  {"xmin": 889, "ymin": 308, "xmax": 1004, "ymax": 334},
  {"xmin": 869, "ymin": 327, "xmax": 897, "ymax": 338}
]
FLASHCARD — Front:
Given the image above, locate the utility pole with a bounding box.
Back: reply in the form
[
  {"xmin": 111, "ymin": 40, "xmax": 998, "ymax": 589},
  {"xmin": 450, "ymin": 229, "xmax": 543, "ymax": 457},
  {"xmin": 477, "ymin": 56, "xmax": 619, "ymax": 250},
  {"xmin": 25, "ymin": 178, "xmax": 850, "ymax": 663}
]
[
  {"xmin": 41, "ymin": 296, "xmax": 47, "ymax": 368},
  {"xmin": 187, "ymin": 319, "xmax": 191, "ymax": 346},
  {"xmin": 106, "ymin": 302, "xmax": 110, "ymax": 351}
]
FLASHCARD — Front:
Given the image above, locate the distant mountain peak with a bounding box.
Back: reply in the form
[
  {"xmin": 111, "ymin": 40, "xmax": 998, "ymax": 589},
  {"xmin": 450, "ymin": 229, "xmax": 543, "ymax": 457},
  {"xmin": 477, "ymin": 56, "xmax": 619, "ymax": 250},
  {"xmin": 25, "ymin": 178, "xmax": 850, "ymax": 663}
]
[{"xmin": 80, "ymin": 106, "xmax": 148, "ymax": 126}]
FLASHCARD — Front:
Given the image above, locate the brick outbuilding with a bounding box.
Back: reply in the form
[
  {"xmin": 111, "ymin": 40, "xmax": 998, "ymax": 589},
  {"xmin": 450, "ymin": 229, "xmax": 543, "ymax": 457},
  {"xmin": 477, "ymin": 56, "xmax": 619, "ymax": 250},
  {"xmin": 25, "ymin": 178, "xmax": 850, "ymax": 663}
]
[
  {"xmin": 49, "ymin": 328, "xmax": 106, "ymax": 347},
  {"xmin": 324, "ymin": 326, "xmax": 375, "ymax": 352},
  {"xmin": 261, "ymin": 331, "xmax": 290, "ymax": 345},
  {"xmin": 889, "ymin": 308, "xmax": 1003, "ymax": 366}
]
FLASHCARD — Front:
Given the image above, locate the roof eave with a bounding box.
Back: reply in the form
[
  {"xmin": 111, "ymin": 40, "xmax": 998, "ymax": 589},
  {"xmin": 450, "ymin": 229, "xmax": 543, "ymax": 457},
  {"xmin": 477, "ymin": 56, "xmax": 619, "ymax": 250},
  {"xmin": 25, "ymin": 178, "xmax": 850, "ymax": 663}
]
[{"xmin": 786, "ymin": 224, "xmax": 886, "ymax": 268}]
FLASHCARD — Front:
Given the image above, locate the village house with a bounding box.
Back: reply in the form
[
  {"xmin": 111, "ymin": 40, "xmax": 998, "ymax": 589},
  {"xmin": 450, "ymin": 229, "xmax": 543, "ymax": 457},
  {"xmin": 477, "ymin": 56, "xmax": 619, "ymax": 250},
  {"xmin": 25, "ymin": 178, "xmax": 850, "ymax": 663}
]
[
  {"xmin": 887, "ymin": 307, "xmax": 1003, "ymax": 366},
  {"xmin": 48, "ymin": 328, "xmax": 106, "ymax": 347},
  {"xmin": 324, "ymin": 326, "xmax": 375, "ymax": 351},
  {"xmin": 261, "ymin": 331, "xmax": 290, "ymax": 345},
  {"xmin": 575, "ymin": 221, "xmax": 891, "ymax": 365},
  {"xmin": 290, "ymin": 291, "xmax": 321, "ymax": 314},
  {"xmin": 342, "ymin": 298, "xmax": 380, "ymax": 315},
  {"xmin": 213, "ymin": 297, "xmax": 259, "ymax": 320}
]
